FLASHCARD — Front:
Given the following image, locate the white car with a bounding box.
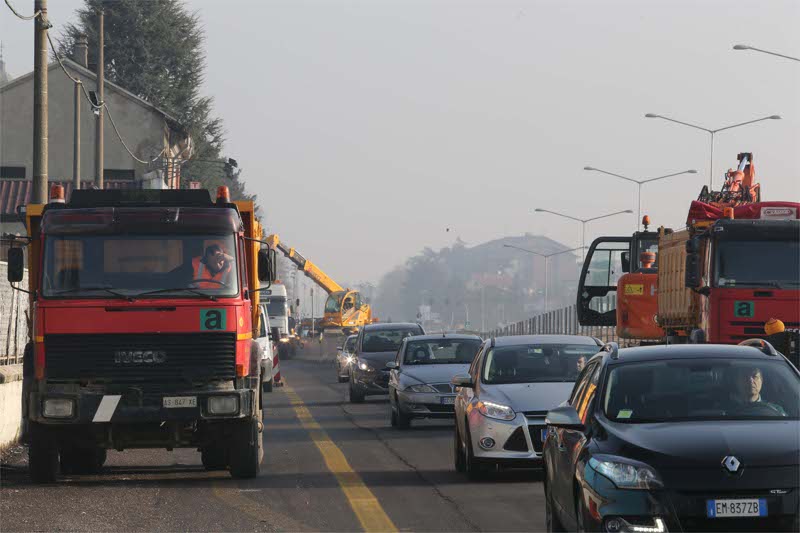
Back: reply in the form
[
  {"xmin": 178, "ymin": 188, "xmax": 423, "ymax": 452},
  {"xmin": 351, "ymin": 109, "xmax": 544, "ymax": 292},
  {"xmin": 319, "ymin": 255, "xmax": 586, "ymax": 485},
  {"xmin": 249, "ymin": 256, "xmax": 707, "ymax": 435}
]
[{"xmin": 256, "ymin": 306, "xmax": 277, "ymax": 393}]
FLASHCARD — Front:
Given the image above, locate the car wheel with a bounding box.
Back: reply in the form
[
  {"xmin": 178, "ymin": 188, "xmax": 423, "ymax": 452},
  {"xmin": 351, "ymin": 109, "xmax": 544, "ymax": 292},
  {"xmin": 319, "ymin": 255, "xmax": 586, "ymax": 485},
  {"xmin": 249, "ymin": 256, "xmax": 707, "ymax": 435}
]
[
  {"xmin": 349, "ymin": 378, "xmax": 365, "ymax": 403},
  {"xmin": 395, "ymin": 408, "xmax": 411, "ymax": 430},
  {"xmin": 545, "ymin": 477, "xmax": 565, "ymax": 532},
  {"xmin": 464, "ymin": 424, "xmax": 487, "ymax": 481},
  {"xmin": 453, "ymin": 423, "xmax": 466, "ymax": 473}
]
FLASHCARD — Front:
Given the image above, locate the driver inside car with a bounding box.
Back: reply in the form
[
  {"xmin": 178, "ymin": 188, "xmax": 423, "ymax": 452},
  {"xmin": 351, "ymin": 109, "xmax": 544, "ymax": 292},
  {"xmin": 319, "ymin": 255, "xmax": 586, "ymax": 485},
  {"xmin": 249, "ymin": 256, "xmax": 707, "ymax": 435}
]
[
  {"xmin": 727, "ymin": 365, "xmax": 786, "ymax": 416},
  {"xmin": 192, "ymin": 244, "xmax": 234, "ymax": 288}
]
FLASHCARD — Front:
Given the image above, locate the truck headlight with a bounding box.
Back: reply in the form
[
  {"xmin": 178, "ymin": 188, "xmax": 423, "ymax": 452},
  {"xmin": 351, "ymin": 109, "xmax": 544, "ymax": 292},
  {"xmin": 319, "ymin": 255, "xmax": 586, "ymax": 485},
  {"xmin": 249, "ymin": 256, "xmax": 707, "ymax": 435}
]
[
  {"xmin": 476, "ymin": 400, "xmax": 515, "ymax": 421},
  {"xmin": 208, "ymin": 396, "xmax": 239, "ymax": 415},
  {"xmin": 279, "ymin": 338, "xmax": 289, "ymax": 343},
  {"xmin": 590, "ymin": 457, "xmax": 664, "ymax": 490},
  {"xmin": 406, "ymin": 384, "xmax": 437, "ymax": 393},
  {"xmin": 43, "ymin": 398, "xmax": 74, "ymax": 418}
]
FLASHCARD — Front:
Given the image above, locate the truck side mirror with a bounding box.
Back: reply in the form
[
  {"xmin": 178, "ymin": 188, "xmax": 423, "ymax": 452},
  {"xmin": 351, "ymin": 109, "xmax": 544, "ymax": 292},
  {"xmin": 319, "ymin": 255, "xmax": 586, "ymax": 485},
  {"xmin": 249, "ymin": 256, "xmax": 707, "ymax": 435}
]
[
  {"xmin": 258, "ymin": 249, "xmax": 277, "ymax": 282},
  {"xmin": 620, "ymin": 251, "xmax": 631, "ymax": 273},
  {"xmin": 684, "ymin": 238, "xmax": 702, "ymax": 289},
  {"xmin": 7, "ymin": 248, "xmax": 24, "ymax": 283}
]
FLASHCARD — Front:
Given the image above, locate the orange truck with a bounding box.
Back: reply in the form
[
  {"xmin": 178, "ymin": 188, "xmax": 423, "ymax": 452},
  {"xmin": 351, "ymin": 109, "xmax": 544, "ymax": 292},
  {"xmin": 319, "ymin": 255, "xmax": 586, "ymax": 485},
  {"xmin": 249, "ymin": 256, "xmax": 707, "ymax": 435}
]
[{"xmin": 577, "ymin": 153, "xmax": 800, "ymax": 346}]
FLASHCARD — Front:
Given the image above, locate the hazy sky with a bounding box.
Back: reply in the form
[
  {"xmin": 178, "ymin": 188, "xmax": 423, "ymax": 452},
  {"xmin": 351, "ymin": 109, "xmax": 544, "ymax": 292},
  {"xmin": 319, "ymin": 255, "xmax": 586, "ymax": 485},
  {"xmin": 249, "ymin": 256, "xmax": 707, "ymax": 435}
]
[{"xmin": 3, "ymin": 0, "xmax": 799, "ymax": 286}]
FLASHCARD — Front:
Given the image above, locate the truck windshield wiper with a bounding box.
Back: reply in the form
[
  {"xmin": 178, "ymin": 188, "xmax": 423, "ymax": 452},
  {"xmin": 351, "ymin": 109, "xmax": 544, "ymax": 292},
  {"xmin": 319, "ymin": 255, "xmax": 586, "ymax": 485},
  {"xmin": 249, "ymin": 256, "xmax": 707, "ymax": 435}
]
[
  {"xmin": 135, "ymin": 287, "xmax": 217, "ymax": 301},
  {"xmin": 51, "ymin": 285, "xmax": 134, "ymax": 301}
]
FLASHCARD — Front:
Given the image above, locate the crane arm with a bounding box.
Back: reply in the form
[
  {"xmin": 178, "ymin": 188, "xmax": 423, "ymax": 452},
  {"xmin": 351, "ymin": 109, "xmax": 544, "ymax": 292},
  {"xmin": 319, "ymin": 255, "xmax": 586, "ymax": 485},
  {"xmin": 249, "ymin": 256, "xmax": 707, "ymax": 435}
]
[{"xmin": 266, "ymin": 235, "xmax": 345, "ymax": 295}]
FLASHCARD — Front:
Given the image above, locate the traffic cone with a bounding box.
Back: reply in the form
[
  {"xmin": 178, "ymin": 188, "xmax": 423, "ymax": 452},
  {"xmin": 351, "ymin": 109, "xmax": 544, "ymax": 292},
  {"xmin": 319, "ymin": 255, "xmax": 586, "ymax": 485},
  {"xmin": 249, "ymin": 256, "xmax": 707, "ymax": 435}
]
[{"xmin": 272, "ymin": 350, "xmax": 283, "ymax": 387}]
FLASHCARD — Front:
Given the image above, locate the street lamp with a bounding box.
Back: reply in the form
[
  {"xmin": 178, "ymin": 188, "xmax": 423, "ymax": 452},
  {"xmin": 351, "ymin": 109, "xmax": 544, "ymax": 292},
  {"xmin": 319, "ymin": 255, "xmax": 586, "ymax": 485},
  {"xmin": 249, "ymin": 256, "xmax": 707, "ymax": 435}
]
[
  {"xmin": 645, "ymin": 113, "xmax": 781, "ymax": 188},
  {"xmin": 533, "ymin": 208, "xmax": 633, "ymax": 260},
  {"xmin": 733, "ymin": 44, "xmax": 800, "ymax": 63},
  {"xmin": 583, "ymin": 167, "xmax": 697, "ymax": 230},
  {"xmin": 503, "ymin": 244, "xmax": 584, "ymax": 313}
]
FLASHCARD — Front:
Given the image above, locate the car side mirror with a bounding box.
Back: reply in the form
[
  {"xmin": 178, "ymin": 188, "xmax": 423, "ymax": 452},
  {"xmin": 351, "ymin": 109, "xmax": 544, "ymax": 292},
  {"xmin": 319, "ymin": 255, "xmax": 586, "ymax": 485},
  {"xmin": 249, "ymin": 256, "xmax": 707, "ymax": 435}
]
[
  {"xmin": 621, "ymin": 251, "xmax": 631, "ymax": 273},
  {"xmin": 545, "ymin": 405, "xmax": 584, "ymax": 430},
  {"xmin": 7, "ymin": 248, "xmax": 24, "ymax": 283},
  {"xmin": 336, "ymin": 346, "xmax": 343, "ymax": 351},
  {"xmin": 451, "ymin": 373, "xmax": 474, "ymax": 389},
  {"xmin": 386, "ymin": 361, "xmax": 398, "ymax": 369}
]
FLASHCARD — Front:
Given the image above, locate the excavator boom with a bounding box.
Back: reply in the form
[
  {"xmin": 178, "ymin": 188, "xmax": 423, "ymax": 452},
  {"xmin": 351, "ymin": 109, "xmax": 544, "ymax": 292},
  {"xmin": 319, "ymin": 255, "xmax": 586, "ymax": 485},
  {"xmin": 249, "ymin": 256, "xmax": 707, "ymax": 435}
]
[{"xmin": 266, "ymin": 235, "xmax": 344, "ymax": 294}]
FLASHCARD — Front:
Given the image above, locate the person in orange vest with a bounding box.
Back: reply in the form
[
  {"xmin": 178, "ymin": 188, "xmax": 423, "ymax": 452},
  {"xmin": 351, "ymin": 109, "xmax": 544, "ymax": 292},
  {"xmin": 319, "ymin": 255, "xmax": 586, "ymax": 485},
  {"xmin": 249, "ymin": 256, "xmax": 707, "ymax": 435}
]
[{"xmin": 192, "ymin": 244, "xmax": 234, "ymax": 288}]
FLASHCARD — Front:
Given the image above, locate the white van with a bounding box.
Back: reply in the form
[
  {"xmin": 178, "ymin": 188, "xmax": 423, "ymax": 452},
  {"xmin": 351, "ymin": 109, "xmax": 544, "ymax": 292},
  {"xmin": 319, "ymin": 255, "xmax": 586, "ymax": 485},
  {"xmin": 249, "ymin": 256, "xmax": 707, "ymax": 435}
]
[
  {"xmin": 262, "ymin": 283, "xmax": 296, "ymax": 358},
  {"xmin": 256, "ymin": 306, "xmax": 276, "ymax": 393}
]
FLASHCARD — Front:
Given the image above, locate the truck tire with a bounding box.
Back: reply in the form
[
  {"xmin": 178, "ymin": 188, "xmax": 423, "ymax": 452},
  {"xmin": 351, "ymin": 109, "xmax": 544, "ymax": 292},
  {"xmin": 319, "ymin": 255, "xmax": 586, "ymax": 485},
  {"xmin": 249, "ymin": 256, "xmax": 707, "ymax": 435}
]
[
  {"xmin": 229, "ymin": 417, "xmax": 262, "ymax": 479},
  {"xmin": 201, "ymin": 446, "xmax": 227, "ymax": 471},
  {"xmin": 263, "ymin": 376, "xmax": 273, "ymax": 394},
  {"xmin": 60, "ymin": 447, "xmax": 106, "ymax": 475},
  {"xmin": 28, "ymin": 423, "xmax": 59, "ymax": 483}
]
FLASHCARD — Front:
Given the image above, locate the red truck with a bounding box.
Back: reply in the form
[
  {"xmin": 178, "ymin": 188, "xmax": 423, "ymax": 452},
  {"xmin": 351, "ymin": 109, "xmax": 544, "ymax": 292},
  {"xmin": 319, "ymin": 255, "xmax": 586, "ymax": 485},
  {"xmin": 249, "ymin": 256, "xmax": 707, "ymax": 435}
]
[
  {"xmin": 577, "ymin": 153, "xmax": 799, "ymax": 346},
  {"xmin": 5, "ymin": 186, "xmax": 275, "ymax": 482}
]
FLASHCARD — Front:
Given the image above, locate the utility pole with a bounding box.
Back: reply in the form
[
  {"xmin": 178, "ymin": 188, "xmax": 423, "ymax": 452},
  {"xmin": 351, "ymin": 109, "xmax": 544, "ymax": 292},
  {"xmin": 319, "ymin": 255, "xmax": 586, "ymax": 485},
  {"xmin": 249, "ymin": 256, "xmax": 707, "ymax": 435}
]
[
  {"xmin": 32, "ymin": 0, "xmax": 48, "ymax": 203},
  {"xmin": 73, "ymin": 80, "xmax": 81, "ymax": 190},
  {"xmin": 310, "ymin": 288, "xmax": 315, "ymax": 336},
  {"xmin": 94, "ymin": 5, "xmax": 104, "ymax": 188}
]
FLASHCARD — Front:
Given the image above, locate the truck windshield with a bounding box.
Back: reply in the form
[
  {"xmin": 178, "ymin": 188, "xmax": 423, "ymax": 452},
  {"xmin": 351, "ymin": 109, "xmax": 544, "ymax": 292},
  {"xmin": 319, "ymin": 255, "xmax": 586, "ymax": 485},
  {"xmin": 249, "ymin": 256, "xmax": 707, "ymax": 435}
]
[
  {"xmin": 41, "ymin": 234, "xmax": 239, "ymax": 298},
  {"xmin": 325, "ymin": 291, "xmax": 346, "ymax": 313},
  {"xmin": 715, "ymin": 240, "xmax": 800, "ymax": 288},
  {"xmin": 265, "ymin": 297, "xmax": 287, "ymax": 317}
]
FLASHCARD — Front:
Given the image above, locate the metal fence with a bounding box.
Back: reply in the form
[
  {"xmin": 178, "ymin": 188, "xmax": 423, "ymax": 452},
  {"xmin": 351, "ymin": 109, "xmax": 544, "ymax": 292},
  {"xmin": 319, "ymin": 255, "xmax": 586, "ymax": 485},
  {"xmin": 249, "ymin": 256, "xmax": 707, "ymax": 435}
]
[
  {"xmin": 491, "ymin": 303, "xmax": 640, "ymax": 347},
  {"xmin": 0, "ymin": 262, "xmax": 29, "ymax": 365}
]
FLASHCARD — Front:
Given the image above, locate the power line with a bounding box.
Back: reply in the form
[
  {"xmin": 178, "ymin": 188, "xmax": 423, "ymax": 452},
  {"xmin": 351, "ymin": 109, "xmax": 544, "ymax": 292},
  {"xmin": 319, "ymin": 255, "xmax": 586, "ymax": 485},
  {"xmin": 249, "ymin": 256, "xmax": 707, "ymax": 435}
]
[
  {"xmin": 104, "ymin": 104, "xmax": 166, "ymax": 164},
  {"xmin": 4, "ymin": 0, "xmax": 41, "ymax": 20}
]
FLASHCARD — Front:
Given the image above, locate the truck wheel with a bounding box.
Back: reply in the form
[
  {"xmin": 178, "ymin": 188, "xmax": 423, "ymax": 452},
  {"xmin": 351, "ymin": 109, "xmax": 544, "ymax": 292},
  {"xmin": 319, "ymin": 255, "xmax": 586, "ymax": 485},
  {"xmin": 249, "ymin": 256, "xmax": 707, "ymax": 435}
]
[
  {"xmin": 28, "ymin": 423, "xmax": 59, "ymax": 483},
  {"xmin": 229, "ymin": 417, "xmax": 262, "ymax": 479},
  {"xmin": 201, "ymin": 446, "xmax": 228, "ymax": 470},
  {"xmin": 60, "ymin": 447, "xmax": 105, "ymax": 475}
]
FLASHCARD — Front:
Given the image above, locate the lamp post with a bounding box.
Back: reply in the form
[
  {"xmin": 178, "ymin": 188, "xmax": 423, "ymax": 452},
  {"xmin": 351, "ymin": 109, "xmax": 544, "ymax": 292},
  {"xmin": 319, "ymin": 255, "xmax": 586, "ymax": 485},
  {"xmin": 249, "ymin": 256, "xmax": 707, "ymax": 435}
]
[
  {"xmin": 733, "ymin": 44, "xmax": 800, "ymax": 63},
  {"xmin": 583, "ymin": 167, "xmax": 697, "ymax": 230},
  {"xmin": 645, "ymin": 113, "xmax": 781, "ymax": 188},
  {"xmin": 503, "ymin": 244, "xmax": 584, "ymax": 313},
  {"xmin": 533, "ymin": 208, "xmax": 633, "ymax": 260}
]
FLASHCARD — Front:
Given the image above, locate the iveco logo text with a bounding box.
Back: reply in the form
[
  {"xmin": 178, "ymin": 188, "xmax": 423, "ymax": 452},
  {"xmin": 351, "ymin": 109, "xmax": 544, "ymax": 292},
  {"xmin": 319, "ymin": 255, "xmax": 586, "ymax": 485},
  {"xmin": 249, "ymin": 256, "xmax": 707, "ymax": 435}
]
[{"xmin": 114, "ymin": 350, "xmax": 167, "ymax": 364}]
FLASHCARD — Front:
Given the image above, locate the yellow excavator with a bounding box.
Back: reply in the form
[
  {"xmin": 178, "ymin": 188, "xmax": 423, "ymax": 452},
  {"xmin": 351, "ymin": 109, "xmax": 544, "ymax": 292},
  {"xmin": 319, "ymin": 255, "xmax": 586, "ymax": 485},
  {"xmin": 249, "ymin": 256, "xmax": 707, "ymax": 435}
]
[{"xmin": 266, "ymin": 235, "xmax": 373, "ymax": 335}]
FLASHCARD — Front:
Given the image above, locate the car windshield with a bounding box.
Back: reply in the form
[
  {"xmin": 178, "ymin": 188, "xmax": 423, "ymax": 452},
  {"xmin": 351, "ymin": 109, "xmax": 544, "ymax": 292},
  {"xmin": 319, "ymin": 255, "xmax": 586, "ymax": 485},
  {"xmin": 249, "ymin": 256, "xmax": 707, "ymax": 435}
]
[
  {"xmin": 715, "ymin": 240, "xmax": 799, "ymax": 288},
  {"xmin": 483, "ymin": 344, "xmax": 599, "ymax": 384},
  {"xmin": 362, "ymin": 327, "xmax": 422, "ymax": 353},
  {"xmin": 404, "ymin": 339, "xmax": 481, "ymax": 365},
  {"xmin": 265, "ymin": 297, "xmax": 287, "ymax": 317},
  {"xmin": 603, "ymin": 359, "xmax": 800, "ymax": 422},
  {"xmin": 41, "ymin": 234, "xmax": 239, "ymax": 298},
  {"xmin": 344, "ymin": 336, "xmax": 357, "ymax": 352}
]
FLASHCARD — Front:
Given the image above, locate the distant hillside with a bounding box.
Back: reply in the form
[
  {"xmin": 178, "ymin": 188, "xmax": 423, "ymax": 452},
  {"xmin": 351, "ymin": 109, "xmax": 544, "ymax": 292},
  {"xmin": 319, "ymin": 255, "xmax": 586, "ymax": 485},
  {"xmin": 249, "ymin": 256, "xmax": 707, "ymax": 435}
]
[{"xmin": 373, "ymin": 234, "xmax": 581, "ymax": 330}]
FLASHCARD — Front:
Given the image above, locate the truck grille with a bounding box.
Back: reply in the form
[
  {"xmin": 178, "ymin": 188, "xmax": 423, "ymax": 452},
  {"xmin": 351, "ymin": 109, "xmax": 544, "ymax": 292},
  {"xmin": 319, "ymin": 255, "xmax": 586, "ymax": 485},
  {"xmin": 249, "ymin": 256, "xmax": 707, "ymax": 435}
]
[{"xmin": 45, "ymin": 333, "xmax": 236, "ymax": 383}]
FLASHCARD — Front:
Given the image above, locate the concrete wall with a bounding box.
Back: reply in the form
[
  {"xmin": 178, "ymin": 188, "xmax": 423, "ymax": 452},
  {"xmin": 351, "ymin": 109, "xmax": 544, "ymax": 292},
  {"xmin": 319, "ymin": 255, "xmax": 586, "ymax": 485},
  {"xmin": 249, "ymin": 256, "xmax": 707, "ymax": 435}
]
[
  {"xmin": 0, "ymin": 364, "xmax": 23, "ymax": 452},
  {"xmin": 0, "ymin": 262, "xmax": 29, "ymax": 363},
  {"xmin": 0, "ymin": 61, "xmax": 168, "ymax": 183}
]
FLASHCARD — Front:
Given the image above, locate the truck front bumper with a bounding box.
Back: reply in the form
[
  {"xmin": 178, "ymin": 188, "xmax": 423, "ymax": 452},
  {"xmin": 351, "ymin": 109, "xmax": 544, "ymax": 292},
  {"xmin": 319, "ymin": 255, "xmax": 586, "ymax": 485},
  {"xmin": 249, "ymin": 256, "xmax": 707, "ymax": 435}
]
[{"xmin": 30, "ymin": 388, "xmax": 256, "ymax": 425}]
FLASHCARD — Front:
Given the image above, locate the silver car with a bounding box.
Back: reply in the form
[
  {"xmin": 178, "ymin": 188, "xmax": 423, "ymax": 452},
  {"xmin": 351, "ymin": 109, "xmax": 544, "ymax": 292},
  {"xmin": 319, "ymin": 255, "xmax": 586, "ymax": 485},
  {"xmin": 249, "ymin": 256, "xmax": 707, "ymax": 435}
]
[
  {"xmin": 452, "ymin": 334, "xmax": 601, "ymax": 479},
  {"xmin": 387, "ymin": 334, "xmax": 483, "ymax": 428},
  {"xmin": 335, "ymin": 334, "xmax": 358, "ymax": 383}
]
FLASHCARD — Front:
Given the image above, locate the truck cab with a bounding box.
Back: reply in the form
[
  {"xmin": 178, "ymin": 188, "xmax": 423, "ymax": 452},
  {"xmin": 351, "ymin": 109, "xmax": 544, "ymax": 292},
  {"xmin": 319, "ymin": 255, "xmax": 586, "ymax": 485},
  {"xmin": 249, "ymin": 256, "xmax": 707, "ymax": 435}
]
[
  {"xmin": 262, "ymin": 283, "xmax": 296, "ymax": 358},
  {"xmin": 7, "ymin": 187, "xmax": 275, "ymax": 482}
]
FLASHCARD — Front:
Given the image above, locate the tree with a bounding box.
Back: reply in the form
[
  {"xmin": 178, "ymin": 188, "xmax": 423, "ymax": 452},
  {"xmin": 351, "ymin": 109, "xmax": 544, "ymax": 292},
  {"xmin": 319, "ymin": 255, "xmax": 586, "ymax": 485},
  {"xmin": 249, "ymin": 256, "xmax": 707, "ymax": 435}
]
[{"xmin": 59, "ymin": 0, "xmax": 252, "ymax": 199}]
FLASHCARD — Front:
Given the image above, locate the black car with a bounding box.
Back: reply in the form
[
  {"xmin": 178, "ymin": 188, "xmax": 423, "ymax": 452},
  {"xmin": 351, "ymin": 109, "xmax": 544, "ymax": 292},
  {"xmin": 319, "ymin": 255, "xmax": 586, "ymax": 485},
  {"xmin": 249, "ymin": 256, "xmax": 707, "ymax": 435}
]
[
  {"xmin": 543, "ymin": 340, "xmax": 799, "ymax": 533},
  {"xmin": 348, "ymin": 322, "xmax": 425, "ymax": 403}
]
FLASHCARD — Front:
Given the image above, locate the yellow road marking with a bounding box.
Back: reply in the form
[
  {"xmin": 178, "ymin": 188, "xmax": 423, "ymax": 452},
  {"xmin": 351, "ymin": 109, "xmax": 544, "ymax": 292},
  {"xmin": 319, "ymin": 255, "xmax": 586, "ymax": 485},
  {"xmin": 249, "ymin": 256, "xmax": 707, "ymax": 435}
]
[{"xmin": 284, "ymin": 384, "xmax": 398, "ymax": 533}]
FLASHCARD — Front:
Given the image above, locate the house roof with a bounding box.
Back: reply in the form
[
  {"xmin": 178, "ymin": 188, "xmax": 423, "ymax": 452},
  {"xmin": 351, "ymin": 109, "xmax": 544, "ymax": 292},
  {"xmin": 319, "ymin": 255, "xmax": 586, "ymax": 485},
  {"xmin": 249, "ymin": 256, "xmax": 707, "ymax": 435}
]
[
  {"xmin": 0, "ymin": 179, "xmax": 134, "ymax": 222},
  {"xmin": 0, "ymin": 58, "xmax": 181, "ymax": 128}
]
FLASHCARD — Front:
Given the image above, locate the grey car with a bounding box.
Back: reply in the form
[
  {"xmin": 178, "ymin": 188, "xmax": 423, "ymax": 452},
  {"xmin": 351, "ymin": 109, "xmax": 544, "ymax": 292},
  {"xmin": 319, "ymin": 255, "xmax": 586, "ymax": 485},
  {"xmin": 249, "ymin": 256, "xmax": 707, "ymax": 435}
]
[
  {"xmin": 387, "ymin": 334, "xmax": 483, "ymax": 429},
  {"xmin": 335, "ymin": 334, "xmax": 358, "ymax": 383},
  {"xmin": 452, "ymin": 335, "xmax": 601, "ymax": 479},
  {"xmin": 349, "ymin": 322, "xmax": 425, "ymax": 403}
]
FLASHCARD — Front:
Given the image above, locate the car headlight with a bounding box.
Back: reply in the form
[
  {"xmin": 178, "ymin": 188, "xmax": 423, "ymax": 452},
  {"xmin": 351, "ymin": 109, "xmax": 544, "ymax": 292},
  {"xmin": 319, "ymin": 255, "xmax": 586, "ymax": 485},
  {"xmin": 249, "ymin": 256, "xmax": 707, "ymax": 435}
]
[
  {"xmin": 476, "ymin": 400, "xmax": 515, "ymax": 421},
  {"xmin": 344, "ymin": 355, "xmax": 354, "ymax": 365},
  {"xmin": 590, "ymin": 457, "xmax": 664, "ymax": 490},
  {"xmin": 406, "ymin": 384, "xmax": 437, "ymax": 393},
  {"xmin": 279, "ymin": 338, "xmax": 289, "ymax": 343},
  {"xmin": 358, "ymin": 360, "xmax": 371, "ymax": 371}
]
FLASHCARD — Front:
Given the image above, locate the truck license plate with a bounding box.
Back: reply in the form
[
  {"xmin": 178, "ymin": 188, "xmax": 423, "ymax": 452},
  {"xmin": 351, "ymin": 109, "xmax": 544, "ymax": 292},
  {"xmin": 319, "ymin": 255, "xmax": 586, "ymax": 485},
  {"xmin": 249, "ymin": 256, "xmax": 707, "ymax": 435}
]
[
  {"xmin": 163, "ymin": 396, "xmax": 197, "ymax": 409},
  {"xmin": 706, "ymin": 498, "xmax": 767, "ymax": 518},
  {"xmin": 440, "ymin": 396, "xmax": 456, "ymax": 405}
]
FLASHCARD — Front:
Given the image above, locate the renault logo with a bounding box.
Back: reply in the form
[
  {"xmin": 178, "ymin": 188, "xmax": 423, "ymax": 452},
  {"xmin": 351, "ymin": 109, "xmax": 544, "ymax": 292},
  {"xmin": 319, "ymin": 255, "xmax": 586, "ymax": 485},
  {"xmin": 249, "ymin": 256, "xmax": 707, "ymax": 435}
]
[
  {"xmin": 114, "ymin": 350, "xmax": 167, "ymax": 364},
  {"xmin": 722, "ymin": 456, "xmax": 741, "ymax": 473}
]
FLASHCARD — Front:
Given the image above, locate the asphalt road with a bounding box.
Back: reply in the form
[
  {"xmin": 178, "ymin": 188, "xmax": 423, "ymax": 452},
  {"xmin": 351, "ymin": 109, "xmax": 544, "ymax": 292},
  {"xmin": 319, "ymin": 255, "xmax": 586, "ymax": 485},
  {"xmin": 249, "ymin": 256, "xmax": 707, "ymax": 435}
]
[{"xmin": 0, "ymin": 348, "xmax": 546, "ymax": 532}]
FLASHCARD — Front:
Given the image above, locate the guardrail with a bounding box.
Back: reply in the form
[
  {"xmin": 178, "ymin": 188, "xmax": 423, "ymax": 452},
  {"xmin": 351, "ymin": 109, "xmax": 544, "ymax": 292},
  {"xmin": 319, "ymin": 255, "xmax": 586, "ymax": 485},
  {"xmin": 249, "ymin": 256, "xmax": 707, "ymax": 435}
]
[{"xmin": 492, "ymin": 303, "xmax": 640, "ymax": 347}]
